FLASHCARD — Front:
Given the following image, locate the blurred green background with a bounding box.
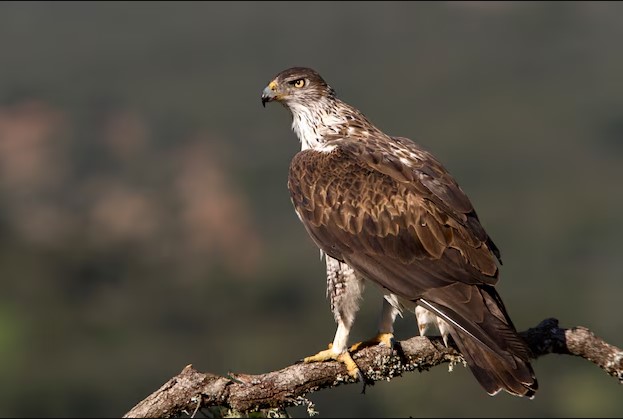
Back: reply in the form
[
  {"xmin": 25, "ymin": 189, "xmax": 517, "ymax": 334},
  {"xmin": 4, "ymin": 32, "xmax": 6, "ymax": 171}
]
[{"xmin": 0, "ymin": 1, "xmax": 621, "ymax": 417}]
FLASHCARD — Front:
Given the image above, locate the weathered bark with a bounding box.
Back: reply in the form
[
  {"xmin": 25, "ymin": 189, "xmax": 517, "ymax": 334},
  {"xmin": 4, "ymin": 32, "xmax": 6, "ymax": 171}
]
[{"xmin": 123, "ymin": 318, "xmax": 622, "ymax": 418}]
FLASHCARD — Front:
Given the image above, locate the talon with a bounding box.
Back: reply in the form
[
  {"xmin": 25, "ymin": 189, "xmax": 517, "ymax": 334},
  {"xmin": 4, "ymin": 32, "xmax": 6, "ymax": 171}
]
[
  {"xmin": 303, "ymin": 345, "xmax": 363, "ymax": 381},
  {"xmin": 349, "ymin": 332, "xmax": 395, "ymax": 352},
  {"xmin": 303, "ymin": 348, "xmax": 334, "ymax": 363},
  {"xmin": 337, "ymin": 351, "xmax": 362, "ymax": 380}
]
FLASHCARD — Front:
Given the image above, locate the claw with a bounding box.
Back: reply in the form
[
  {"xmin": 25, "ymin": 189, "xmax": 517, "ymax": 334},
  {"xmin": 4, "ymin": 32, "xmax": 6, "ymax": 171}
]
[
  {"xmin": 336, "ymin": 352, "xmax": 362, "ymax": 380},
  {"xmin": 303, "ymin": 344, "xmax": 363, "ymax": 381},
  {"xmin": 349, "ymin": 332, "xmax": 395, "ymax": 352},
  {"xmin": 303, "ymin": 347, "xmax": 334, "ymax": 364}
]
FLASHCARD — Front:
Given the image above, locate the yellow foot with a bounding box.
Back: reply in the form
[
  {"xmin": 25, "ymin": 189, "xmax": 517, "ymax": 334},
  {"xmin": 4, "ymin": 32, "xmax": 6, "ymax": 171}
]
[
  {"xmin": 303, "ymin": 345, "xmax": 362, "ymax": 380},
  {"xmin": 349, "ymin": 332, "xmax": 395, "ymax": 352}
]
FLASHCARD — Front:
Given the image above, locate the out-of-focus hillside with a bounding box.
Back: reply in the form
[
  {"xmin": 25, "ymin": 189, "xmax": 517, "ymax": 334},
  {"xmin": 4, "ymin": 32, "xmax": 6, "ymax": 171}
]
[{"xmin": 0, "ymin": 2, "xmax": 621, "ymax": 417}]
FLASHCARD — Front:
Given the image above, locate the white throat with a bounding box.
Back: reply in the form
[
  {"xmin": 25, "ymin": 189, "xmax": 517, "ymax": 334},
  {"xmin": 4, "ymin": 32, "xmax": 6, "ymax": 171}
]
[{"xmin": 288, "ymin": 99, "xmax": 344, "ymax": 152}]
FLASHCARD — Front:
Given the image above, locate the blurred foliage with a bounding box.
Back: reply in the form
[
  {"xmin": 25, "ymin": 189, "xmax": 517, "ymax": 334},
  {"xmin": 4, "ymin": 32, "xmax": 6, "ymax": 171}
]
[{"xmin": 0, "ymin": 1, "xmax": 621, "ymax": 417}]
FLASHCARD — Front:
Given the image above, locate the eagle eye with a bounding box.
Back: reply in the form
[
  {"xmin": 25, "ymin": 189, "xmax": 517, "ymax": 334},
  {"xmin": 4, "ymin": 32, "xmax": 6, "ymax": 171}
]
[{"xmin": 290, "ymin": 78, "xmax": 306, "ymax": 88}]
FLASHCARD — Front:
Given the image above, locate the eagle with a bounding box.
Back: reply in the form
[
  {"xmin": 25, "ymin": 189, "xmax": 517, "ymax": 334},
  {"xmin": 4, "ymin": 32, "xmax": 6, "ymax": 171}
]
[{"xmin": 261, "ymin": 67, "xmax": 537, "ymax": 398}]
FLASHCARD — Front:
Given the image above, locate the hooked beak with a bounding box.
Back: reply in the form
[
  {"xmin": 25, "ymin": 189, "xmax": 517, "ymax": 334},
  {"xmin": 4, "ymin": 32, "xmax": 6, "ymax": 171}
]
[{"xmin": 261, "ymin": 80, "xmax": 279, "ymax": 107}]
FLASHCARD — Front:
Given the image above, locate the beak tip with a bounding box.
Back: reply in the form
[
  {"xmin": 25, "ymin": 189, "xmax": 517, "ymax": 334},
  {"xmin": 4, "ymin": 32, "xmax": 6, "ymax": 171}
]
[{"xmin": 261, "ymin": 83, "xmax": 276, "ymax": 108}]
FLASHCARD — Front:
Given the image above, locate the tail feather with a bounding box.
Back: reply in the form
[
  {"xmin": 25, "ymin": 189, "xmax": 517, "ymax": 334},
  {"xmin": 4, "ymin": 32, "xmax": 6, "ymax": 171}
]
[
  {"xmin": 450, "ymin": 326, "xmax": 537, "ymax": 397},
  {"xmin": 418, "ymin": 284, "xmax": 538, "ymax": 397}
]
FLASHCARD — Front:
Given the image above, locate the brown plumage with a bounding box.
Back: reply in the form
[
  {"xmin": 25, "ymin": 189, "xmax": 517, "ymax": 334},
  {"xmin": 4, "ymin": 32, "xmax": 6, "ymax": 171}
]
[{"xmin": 262, "ymin": 67, "xmax": 537, "ymax": 397}]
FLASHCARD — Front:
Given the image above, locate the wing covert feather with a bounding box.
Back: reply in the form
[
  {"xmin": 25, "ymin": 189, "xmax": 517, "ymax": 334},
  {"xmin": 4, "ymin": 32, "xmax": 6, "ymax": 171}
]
[{"xmin": 288, "ymin": 143, "xmax": 500, "ymax": 299}]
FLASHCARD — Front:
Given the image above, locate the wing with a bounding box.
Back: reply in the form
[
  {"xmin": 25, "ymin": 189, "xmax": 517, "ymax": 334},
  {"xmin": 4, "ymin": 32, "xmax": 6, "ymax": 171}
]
[
  {"xmin": 356, "ymin": 136, "xmax": 500, "ymax": 263},
  {"xmin": 288, "ymin": 137, "xmax": 500, "ymax": 297}
]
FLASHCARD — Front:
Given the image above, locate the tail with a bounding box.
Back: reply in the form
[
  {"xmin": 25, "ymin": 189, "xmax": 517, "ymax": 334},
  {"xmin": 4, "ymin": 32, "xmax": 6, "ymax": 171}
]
[{"xmin": 418, "ymin": 283, "xmax": 538, "ymax": 397}]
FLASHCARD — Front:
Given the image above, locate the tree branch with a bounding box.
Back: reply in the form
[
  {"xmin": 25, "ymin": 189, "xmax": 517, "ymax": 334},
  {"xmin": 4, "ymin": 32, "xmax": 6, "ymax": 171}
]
[{"xmin": 123, "ymin": 318, "xmax": 623, "ymax": 418}]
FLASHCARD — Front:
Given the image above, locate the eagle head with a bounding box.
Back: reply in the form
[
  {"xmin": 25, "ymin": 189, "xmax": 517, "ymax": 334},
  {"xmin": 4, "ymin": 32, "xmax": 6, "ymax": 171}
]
[{"xmin": 261, "ymin": 67, "xmax": 335, "ymax": 108}]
